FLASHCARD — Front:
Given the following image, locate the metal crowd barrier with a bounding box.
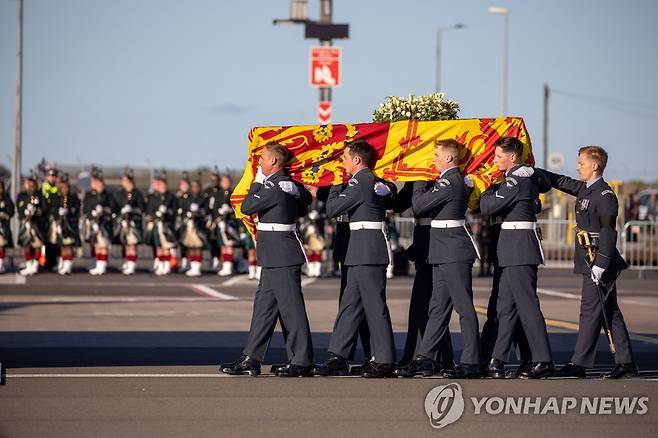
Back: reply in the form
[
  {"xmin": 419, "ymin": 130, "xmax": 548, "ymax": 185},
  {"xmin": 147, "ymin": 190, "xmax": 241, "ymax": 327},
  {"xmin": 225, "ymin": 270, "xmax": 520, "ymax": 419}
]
[{"xmin": 621, "ymin": 220, "xmax": 658, "ymax": 277}]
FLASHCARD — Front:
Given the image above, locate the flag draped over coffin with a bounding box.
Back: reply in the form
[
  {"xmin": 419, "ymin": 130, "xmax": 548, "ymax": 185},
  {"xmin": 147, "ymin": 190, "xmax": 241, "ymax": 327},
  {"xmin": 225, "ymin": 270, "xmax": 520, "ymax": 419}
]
[{"xmin": 231, "ymin": 117, "xmax": 535, "ymax": 237}]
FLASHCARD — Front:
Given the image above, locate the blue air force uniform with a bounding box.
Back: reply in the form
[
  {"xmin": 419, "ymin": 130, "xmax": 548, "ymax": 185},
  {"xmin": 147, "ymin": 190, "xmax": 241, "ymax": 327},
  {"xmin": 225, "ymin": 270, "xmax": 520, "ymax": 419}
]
[
  {"xmin": 411, "ymin": 167, "xmax": 480, "ymax": 366},
  {"xmin": 539, "ymin": 170, "xmax": 634, "ymax": 368},
  {"xmin": 325, "ymin": 168, "xmax": 396, "ymax": 365},
  {"xmin": 479, "ymin": 165, "xmax": 553, "ymax": 364},
  {"xmin": 393, "ymin": 181, "xmax": 454, "ymax": 367},
  {"xmin": 240, "ymin": 170, "xmax": 314, "ymax": 366}
]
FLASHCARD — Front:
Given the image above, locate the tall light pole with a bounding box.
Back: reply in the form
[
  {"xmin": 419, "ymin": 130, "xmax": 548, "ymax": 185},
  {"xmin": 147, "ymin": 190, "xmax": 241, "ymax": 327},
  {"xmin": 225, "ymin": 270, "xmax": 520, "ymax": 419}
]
[
  {"xmin": 12, "ymin": 0, "xmax": 24, "ymax": 242},
  {"xmin": 488, "ymin": 6, "xmax": 509, "ymax": 115},
  {"xmin": 435, "ymin": 23, "xmax": 465, "ymax": 93}
]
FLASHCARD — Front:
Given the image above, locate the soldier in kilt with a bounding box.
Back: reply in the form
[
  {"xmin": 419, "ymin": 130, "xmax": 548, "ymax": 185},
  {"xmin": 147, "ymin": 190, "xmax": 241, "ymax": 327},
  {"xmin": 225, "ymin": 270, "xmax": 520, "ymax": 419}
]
[
  {"xmin": 203, "ymin": 167, "xmax": 222, "ymax": 270},
  {"xmin": 83, "ymin": 168, "xmax": 118, "ymax": 275},
  {"xmin": 300, "ymin": 208, "xmax": 325, "ymax": 278},
  {"xmin": 16, "ymin": 174, "xmax": 47, "ymax": 276},
  {"xmin": 239, "ymin": 221, "xmax": 259, "ymax": 280},
  {"xmin": 145, "ymin": 171, "xmax": 178, "ymax": 276},
  {"xmin": 47, "ymin": 174, "xmax": 81, "ymax": 275},
  {"xmin": 0, "ymin": 180, "xmax": 15, "ymax": 274},
  {"xmin": 177, "ymin": 173, "xmax": 208, "ymax": 277},
  {"xmin": 207, "ymin": 175, "xmax": 239, "ymax": 276},
  {"xmin": 114, "ymin": 169, "xmax": 145, "ymax": 276}
]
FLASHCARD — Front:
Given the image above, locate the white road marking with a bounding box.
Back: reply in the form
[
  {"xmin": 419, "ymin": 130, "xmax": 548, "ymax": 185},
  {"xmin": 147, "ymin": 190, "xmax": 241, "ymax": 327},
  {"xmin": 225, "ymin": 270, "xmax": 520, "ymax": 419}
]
[
  {"xmin": 6, "ymin": 373, "xmax": 238, "ymax": 378},
  {"xmin": 537, "ymin": 288, "xmax": 580, "ymax": 299},
  {"xmin": 220, "ymin": 274, "xmax": 249, "ymax": 287},
  {"xmin": 0, "ymin": 296, "xmax": 227, "ymax": 303},
  {"xmin": 188, "ymin": 284, "xmax": 238, "ymax": 300},
  {"xmin": 0, "ymin": 274, "xmax": 27, "ymax": 285}
]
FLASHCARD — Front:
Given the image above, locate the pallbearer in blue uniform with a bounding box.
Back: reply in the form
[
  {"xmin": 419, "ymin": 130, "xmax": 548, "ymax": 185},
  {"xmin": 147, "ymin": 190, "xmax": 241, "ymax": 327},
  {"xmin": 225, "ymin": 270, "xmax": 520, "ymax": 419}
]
[
  {"xmin": 114, "ymin": 169, "xmax": 145, "ymax": 276},
  {"xmin": 220, "ymin": 143, "xmax": 314, "ymax": 377},
  {"xmin": 0, "ymin": 180, "xmax": 15, "ymax": 274},
  {"xmin": 480, "ymin": 137, "xmax": 554, "ymax": 379},
  {"xmin": 48, "ymin": 174, "xmax": 81, "ymax": 275},
  {"xmin": 396, "ymin": 139, "xmax": 481, "ymax": 378},
  {"xmin": 392, "ymin": 179, "xmax": 455, "ymax": 375},
  {"xmin": 534, "ymin": 146, "xmax": 637, "ymax": 379},
  {"xmin": 314, "ymin": 139, "xmax": 396, "ymax": 378}
]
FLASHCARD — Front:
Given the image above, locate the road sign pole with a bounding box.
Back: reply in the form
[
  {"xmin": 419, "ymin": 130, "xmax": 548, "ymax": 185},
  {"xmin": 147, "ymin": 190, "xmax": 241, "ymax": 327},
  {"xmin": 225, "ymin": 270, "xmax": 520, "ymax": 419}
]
[{"xmin": 319, "ymin": 0, "xmax": 332, "ymax": 124}]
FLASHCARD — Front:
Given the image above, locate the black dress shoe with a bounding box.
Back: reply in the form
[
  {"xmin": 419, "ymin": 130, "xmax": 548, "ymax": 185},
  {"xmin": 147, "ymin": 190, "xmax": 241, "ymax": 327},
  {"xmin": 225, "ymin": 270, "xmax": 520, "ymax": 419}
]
[
  {"xmin": 394, "ymin": 355, "xmax": 435, "ymax": 378},
  {"xmin": 557, "ymin": 362, "xmax": 587, "ymax": 379},
  {"xmin": 602, "ymin": 363, "xmax": 639, "ymax": 379},
  {"xmin": 520, "ymin": 362, "xmax": 554, "ymax": 379},
  {"xmin": 350, "ymin": 360, "xmax": 372, "ymax": 376},
  {"xmin": 276, "ymin": 363, "xmax": 314, "ymax": 377},
  {"xmin": 505, "ymin": 361, "xmax": 532, "ymax": 379},
  {"xmin": 453, "ymin": 364, "xmax": 482, "ymax": 379},
  {"xmin": 313, "ymin": 353, "xmax": 350, "ymax": 376},
  {"xmin": 270, "ymin": 362, "xmax": 290, "ymax": 376},
  {"xmin": 435, "ymin": 360, "xmax": 456, "ymax": 377},
  {"xmin": 487, "ymin": 359, "xmax": 506, "ymax": 379},
  {"xmin": 362, "ymin": 362, "xmax": 395, "ymax": 378},
  {"xmin": 220, "ymin": 355, "xmax": 261, "ymax": 376}
]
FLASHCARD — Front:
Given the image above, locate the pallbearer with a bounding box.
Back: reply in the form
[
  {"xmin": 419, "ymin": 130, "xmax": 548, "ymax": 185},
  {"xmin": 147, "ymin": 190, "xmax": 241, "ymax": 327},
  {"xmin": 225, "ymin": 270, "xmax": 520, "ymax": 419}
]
[
  {"xmin": 480, "ymin": 137, "xmax": 554, "ymax": 379},
  {"xmin": 220, "ymin": 143, "xmax": 314, "ymax": 377},
  {"xmin": 536, "ymin": 146, "xmax": 637, "ymax": 379},
  {"xmin": 396, "ymin": 139, "xmax": 480, "ymax": 378},
  {"xmin": 314, "ymin": 139, "xmax": 396, "ymax": 378}
]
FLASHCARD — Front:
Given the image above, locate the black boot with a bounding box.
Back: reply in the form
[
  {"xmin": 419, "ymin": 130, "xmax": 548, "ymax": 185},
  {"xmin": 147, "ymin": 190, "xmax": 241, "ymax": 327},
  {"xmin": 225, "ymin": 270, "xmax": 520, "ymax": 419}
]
[
  {"xmin": 276, "ymin": 363, "xmax": 314, "ymax": 378},
  {"xmin": 313, "ymin": 353, "xmax": 350, "ymax": 376},
  {"xmin": 350, "ymin": 360, "xmax": 372, "ymax": 376},
  {"xmin": 362, "ymin": 362, "xmax": 395, "ymax": 378},
  {"xmin": 219, "ymin": 355, "xmax": 261, "ymax": 376},
  {"xmin": 394, "ymin": 355, "xmax": 435, "ymax": 378},
  {"xmin": 488, "ymin": 358, "xmax": 506, "ymax": 379},
  {"xmin": 601, "ymin": 363, "xmax": 639, "ymax": 379},
  {"xmin": 520, "ymin": 362, "xmax": 554, "ymax": 379},
  {"xmin": 557, "ymin": 362, "xmax": 587, "ymax": 379},
  {"xmin": 270, "ymin": 362, "xmax": 290, "ymax": 376}
]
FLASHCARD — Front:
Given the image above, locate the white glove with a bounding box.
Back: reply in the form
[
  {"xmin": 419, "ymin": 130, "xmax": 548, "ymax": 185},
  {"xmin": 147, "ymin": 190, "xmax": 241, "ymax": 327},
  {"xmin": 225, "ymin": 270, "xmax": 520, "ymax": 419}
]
[
  {"xmin": 219, "ymin": 203, "xmax": 233, "ymax": 214},
  {"xmin": 58, "ymin": 207, "xmax": 68, "ymax": 216},
  {"xmin": 374, "ymin": 182, "xmax": 391, "ymax": 196},
  {"xmin": 95, "ymin": 204, "xmax": 103, "ymax": 214},
  {"xmin": 254, "ymin": 166, "xmax": 266, "ymax": 184},
  {"xmin": 158, "ymin": 205, "xmax": 167, "ymax": 214},
  {"xmin": 190, "ymin": 203, "xmax": 199, "ymax": 213},
  {"xmin": 511, "ymin": 166, "xmax": 535, "ymax": 177},
  {"xmin": 591, "ymin": 265, "xmax": 605, "ymax": 284},
  {"xmin": 279, "ymin": 181, "xmax": 300, "ymax": 197},
  {"xmin": 463, "ymin": 175, "xmax": 474, "ymax": 188},
  {"xmin": 121, "ymin": 205, "xmax": 133, "ymax": 214}
]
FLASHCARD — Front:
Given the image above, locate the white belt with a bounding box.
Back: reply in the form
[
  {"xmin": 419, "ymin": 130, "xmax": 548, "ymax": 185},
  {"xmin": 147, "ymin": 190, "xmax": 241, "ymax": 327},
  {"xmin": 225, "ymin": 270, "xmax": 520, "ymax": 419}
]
[
  {"xmin": 349, "ymin": 221, "xmax": 385, "ymax": 231},
  {"xmin": 257, "ymin": 223, "xmax": 296, "ymax": 232},
  {"xmin": 501, "ymin": 221, "xmax": 537, "ymax": 230},
  {"xmin": 431, "ymin": 219, "xmax": 466, "ymax": 228},
  {"xmin": 414, "ymin": 218, "xmax": 432, "ymax": 226}
]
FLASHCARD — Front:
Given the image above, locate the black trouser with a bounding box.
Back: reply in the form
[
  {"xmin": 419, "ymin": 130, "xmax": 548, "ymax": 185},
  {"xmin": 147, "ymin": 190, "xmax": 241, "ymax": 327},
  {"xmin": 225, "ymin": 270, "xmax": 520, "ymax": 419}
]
[
  {"xmin": 492, "ymin": 265, "xmax": 552, "ymax": 363},
  {"xmin": 418, "ymin": 262, "xmax": 480, "ymax": 365},
  {"xmin": 329, "ymin": 265, "xmax": 395, "ymax": 364},
  {"xmin": 243, "ymin": 265, "xmax": 313, "ymax": 366},
  {"xmin": 339, "ymin": 263, "xmax": 372, "ymax": 360},
  {"xmin": 480, "ymin": 265, "xmax": 531, "ymax": 364},
  {"xmin": 571, "ymin": 274, "xmax": 634, "ymax": 367},
  {"xmin": 400, "ymin": 262, "xmax": 453, "ymax": 366}
]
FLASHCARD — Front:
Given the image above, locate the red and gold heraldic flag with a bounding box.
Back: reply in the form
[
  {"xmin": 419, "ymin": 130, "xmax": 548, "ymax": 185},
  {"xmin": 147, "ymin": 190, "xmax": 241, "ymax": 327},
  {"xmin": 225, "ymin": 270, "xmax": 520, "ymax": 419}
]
[{"xmin": 231, "ymin": 117, "xmax": 535, "ymax": 237}]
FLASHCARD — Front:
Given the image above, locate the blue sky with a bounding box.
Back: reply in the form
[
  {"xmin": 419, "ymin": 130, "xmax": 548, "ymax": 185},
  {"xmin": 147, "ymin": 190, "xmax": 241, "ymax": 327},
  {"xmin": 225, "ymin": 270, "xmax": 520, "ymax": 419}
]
[{"xmin": 1, "ymin": 0, "xmax": 657, "ymax": 180}]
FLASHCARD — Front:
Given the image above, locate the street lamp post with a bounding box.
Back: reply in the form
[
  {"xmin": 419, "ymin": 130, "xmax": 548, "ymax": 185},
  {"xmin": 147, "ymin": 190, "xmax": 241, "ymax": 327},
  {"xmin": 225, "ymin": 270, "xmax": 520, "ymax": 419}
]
[
  {"xmin": 488, "ymin": 6, "xmax": 509, "ymax": 115},
  {"xmin": 435, "ymin": 23, "xmax": 465, "ymax": 93},
  {"xmin": 12, "ymin": 0, "xmax": 24, "ymax": 244}
]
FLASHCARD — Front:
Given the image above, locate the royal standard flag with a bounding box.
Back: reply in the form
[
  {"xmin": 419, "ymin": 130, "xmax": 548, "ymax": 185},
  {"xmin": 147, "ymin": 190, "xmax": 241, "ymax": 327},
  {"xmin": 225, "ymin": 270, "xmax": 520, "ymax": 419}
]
[{"xmin": 231, "ymin": 117, "xmax": 535, "ymax": 236}]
